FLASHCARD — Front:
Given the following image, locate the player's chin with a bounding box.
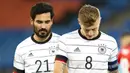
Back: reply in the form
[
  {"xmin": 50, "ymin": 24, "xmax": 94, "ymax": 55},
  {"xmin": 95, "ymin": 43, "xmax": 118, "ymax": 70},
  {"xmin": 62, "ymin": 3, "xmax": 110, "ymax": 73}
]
[
  {"xmin": 40, "ymin": 33, "xmax": 49, "ymax": 37},
  {"xmin": 87, "ymin": 37, "xmax": 93, "ymax": 39}
]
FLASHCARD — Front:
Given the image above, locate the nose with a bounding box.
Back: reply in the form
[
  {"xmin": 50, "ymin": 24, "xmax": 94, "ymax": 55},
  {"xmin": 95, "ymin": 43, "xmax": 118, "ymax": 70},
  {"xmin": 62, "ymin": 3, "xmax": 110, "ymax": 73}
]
[{"xmin": 41, "ymin": 24, "xmax": 46, "ymax": 28}]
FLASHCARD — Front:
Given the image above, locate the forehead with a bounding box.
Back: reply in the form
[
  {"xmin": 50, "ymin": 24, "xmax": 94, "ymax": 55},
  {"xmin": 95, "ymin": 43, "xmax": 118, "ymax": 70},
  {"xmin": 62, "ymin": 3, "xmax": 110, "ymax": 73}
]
[
  {"xmin": 81, "ymin": 19, "xmax": 100, "ymax": 29},
  {"xmin": 35, "ymin": 12, "xmax": 51, "ymax": 20},
  {"xmin": 82, "ymin": 23, "xmax": 98, "ymax": 29},
  {"xmin": 79, "ymin": 16, "xmax": 100, "ymax": 26}
]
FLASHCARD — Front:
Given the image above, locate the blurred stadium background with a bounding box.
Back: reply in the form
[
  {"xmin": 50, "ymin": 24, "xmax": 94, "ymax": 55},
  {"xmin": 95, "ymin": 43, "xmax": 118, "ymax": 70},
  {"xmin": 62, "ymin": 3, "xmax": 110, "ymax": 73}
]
[{"xmin": 0, "ymin": 0, "xmax": 130, "ymax": 73}]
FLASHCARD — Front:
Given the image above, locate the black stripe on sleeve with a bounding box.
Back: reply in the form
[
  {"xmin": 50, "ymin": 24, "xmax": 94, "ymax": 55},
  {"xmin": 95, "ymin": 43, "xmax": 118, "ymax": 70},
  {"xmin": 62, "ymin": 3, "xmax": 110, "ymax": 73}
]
[
  {"xmin": 55, "ymin": 55, "xmax": 68, "ymax": 63},
  {"xmin": 13, "ymin": 67, "xmax": 25, "ymax": 73},
  {"xmin": 108, "ymin": 60, "xmax": 118, "ymax": 71}
]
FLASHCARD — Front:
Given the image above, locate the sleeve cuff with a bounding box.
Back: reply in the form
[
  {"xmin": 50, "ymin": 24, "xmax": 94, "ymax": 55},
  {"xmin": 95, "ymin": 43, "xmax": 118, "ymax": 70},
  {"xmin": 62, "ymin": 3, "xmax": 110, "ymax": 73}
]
[{"xmin": 55, "ymin": 55, "xmax": 68, "ymax": 63}]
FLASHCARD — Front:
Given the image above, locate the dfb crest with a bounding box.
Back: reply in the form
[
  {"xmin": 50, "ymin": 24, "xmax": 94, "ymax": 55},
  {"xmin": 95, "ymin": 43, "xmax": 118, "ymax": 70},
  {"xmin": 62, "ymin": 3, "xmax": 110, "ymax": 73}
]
[
  {"xmin": 49, "ymin": 45, "xmax": 58, "ymax": 55},
  {"xmin": 98, "ymin": 44, "xmax": 106, "ymax": 54}
]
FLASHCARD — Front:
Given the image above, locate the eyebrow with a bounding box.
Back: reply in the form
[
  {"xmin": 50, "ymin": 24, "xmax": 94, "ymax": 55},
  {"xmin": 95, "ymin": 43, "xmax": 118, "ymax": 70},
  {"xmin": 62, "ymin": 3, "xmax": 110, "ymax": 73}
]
[
  {"xmin": 36, "ymin": 20, "xmax": 43, "ymax": 23},
  {"xmin": 36, "ymin": 20, "xmax": 51, "ymax": 22},
  {"xmin": 45, "ymin": 20, "xmax": 51, "ymax": 22}
]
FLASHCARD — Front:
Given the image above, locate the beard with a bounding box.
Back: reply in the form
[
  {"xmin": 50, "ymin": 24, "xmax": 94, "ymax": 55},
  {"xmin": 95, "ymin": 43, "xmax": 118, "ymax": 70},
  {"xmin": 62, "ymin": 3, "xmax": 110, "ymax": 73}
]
[{"xmin": 33, "ymin": 26, "xmax": 51, "ymax": 38}]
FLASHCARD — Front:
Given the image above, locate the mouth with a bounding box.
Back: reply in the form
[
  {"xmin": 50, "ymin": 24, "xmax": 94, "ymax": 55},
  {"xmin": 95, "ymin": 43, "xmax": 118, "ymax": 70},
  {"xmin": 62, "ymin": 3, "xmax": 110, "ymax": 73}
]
[
  {"xmin": 39, "ymin": 29, "xmax": 47, "ymax": 33},
  {"xmin": 39, "ymin": 31, "xmax": 46, "ymax": 34},
  {"xmin": 40, "ymin": 30, "xmax": 46, "ymax": 33}
]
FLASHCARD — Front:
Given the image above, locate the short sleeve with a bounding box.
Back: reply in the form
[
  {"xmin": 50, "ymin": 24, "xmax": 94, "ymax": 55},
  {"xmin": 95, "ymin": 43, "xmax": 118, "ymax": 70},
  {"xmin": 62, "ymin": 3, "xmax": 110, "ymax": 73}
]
[
  {"xmin": 13, "ymin": 48, "xmax": 25, "ymax": 70},
  {"xmin": 55, "ymin": 37, "xmax": 68, "ymax": 63},
  {"xmin": 108, "ymin": 40, "xmax": 119, "ymax": 71}
]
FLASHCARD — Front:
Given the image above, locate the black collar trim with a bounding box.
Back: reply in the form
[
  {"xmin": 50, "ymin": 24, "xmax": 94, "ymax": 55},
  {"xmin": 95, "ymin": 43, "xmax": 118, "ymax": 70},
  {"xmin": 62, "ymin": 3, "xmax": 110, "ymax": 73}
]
[
  {"xmin": 78, "ymin": 29, "xmax": 101, "ymax": 40},
  {"xmin": 31, "ymin": 33, "xmax": 52, "ymax": 44}
]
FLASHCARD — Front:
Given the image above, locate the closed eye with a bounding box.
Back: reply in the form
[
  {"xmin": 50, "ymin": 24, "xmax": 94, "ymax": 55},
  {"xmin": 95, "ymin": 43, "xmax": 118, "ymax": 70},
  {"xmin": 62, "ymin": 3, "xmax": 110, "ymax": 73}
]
[
  {"xmin": 36, "ymin": 20, "xmax": 43, "ymax": 24},
  {"xmin": 45, "ymin": 20, "xmax": 51, "ymax": 24}
]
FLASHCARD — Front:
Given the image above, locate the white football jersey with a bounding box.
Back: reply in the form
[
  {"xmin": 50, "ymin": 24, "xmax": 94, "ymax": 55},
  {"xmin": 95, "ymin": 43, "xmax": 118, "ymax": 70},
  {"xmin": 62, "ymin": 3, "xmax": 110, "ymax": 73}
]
[
  {"xmin": 57, "ymin": 30, "xmax": 118, "ymax": 73},
  {"xmin": 13, "ymin": 33, "xmax": 60, "ymax": 73}
]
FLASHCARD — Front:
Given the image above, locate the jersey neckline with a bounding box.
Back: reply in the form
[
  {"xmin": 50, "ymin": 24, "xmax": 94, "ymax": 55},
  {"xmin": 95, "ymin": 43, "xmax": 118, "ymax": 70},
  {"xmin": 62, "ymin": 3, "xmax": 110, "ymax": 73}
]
[
  {"xmin": 78, "ymin": 29, "xmax": 101, "ymax": 40},
  {"xmin": 31, "ymin": 33, "xmax": 52, "ymax": 44}
]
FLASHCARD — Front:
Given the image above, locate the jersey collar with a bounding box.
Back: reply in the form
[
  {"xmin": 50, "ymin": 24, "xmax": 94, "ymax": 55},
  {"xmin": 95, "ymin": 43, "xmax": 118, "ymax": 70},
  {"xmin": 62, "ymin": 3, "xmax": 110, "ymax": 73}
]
[
  {"xmin": 31, "ymin": 33, "xmax": 52, "ymax": 44},
  {"xmin": 78, "ymin": 29, "xmax": 101, "ymax": 40}
]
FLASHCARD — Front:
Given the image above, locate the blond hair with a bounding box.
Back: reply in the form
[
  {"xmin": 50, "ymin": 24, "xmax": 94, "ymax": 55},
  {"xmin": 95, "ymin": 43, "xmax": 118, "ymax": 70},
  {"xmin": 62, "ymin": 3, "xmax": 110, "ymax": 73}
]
[{"xmin": 78, "ymin": 4, "xmax": 100, "ymax": 27}]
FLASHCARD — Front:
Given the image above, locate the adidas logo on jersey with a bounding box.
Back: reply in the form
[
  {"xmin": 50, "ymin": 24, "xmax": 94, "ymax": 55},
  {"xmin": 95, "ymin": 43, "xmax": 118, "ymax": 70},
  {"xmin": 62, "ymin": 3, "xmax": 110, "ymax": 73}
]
[
  {"xmin": 28, "ymin": 53, "xmax": 34, "ymax": 57},
  {"xmin": 74, "ymin": 47, "xmax": 80, "ymax": 52}
]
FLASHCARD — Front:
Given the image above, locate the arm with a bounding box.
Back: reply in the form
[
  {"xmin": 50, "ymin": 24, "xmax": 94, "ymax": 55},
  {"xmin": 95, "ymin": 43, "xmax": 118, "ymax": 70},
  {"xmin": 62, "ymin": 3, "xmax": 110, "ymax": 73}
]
[
  {"xmin": 54, "ymin": 37, "xmax": 68, "ymax": 73},
  {"xmin": 54, "ymin": 61, "xmax": 68, "ymax": 73},
  {"xmin": 120, "ymin": 58, "xmax": 129, "ymax": 73},
  {"xmin": 108, "ymin": 39, "xmax": 119, "ymax": 73},
  {"xmin": 108, "ymin": 61, "xmax": 119, "ymax": 73},
  {"xmin": 54, "ymin": 55, "xmax": 68, "ymax": 73},
  {"xmin": 108, "ymin": 70, "xmax": 119, "ymax": 73},
  {"xmin": 108, "ymin": 54, "xmax": 119, "ymax": 73},
  {"xmin": 13, "ymin": 67, "xmax": 25, "ymax": 73},
  {"xmin": 64, "ymin": 64, "xmax": 68, "ymax": 73},
  {"xmin": 13, "ymin": 47, "xmax": 25, "ymax": 73}
]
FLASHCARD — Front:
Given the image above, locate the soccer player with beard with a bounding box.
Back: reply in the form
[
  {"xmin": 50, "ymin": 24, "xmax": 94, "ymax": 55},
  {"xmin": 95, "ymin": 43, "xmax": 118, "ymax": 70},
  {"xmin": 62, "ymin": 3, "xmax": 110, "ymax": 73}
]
[{"xmin": 13, "ymin": 2, "xmax": 60, "ymax": 73}]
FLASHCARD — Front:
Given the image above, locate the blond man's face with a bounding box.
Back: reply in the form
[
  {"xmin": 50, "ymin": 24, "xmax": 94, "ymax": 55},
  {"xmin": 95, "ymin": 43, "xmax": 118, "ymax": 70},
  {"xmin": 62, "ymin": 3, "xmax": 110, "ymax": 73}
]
[{"xmin": 78, "ymin": 17, "xmax": 101, "ymax": 39}]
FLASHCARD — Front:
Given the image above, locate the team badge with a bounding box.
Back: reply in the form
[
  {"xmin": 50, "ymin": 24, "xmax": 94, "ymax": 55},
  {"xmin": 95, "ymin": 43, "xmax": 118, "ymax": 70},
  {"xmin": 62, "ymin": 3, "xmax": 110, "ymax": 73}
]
[
  {"xmin": 49, "ymin": 45, "xmax": 58, "ymax": 55},
  {"xmin": 98, "ymin": 44, "xmax": 106, "ymax": 54}
]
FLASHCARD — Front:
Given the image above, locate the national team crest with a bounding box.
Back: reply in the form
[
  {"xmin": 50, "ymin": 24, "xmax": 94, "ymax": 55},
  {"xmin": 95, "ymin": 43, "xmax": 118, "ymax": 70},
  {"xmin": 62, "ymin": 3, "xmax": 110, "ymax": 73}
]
[
  {"xmin": 98, "ymin": 44, "xmax": 106, "ymax": 54},
  {"xmin": 49, "ymin": 45, "xmax": 58, "ymax": 55}
]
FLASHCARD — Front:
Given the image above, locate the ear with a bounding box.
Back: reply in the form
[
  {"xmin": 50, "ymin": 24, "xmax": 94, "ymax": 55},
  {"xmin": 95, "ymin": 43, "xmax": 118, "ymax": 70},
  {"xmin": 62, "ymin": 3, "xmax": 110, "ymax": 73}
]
[
  {"xmin": 51, "ymin": 18, "xmax": 54, "ymax": 24},
  {"xmin": 30, "ymin": 18, "xmax": 33, "ymax": 25},
  {"xmin": 99, "ymin": 17, "xmax": 101, "ymax": 21},
  {"xmin": 77, "ymin": 18, "xmax": 81, "ymax": 26},
  {"xmin": 98, "ymin": 17, "xmax": 101, "ymax": 27}
]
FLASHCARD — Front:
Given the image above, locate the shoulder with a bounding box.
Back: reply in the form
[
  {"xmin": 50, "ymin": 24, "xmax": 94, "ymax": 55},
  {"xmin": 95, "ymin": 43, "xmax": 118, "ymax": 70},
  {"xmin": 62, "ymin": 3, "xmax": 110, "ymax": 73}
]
[
  {"xmin": 15, "ymin": 36, "xmax": 33, "ymax": 54},
  {"xmin": 100, "ymin": 32, "xmax": 118, "ymax": 50},
  {"xmin": 17, "ymin": 36, "xmax": 33, "ymax": 48},
  {"xmin": 51, "ymin": 32, "xmax": 60, "ymax": 40},
  {"xmin": 52, "ymin": 32, "xmax": 60, "ymax": 37},
  {"xmin": 58, "ymin": 30, "xmax": 79, "ymax": 45},
  {"xmin": 60, "ymin": 30, "xmax": 78, "ymax": 39},
  {"xmin": 100, "ymin": 31, "xmax": 117, "ymax": 44}
]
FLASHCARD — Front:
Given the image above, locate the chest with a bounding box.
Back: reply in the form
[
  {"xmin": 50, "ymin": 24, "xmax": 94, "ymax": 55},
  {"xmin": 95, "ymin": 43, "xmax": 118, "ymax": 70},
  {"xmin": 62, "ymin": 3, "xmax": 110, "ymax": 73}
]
[
  {"xmin": 22, "ymin": 43, "xmax": 58, "ymax": 72},
  {"xmin": 68, "ymin": 45, "xmax": 111, "ymax": 60}
]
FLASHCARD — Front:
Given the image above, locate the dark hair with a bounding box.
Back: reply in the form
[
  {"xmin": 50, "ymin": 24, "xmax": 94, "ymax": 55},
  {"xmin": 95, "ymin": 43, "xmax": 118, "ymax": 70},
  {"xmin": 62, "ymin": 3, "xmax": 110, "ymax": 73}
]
[{"xmin": 30, "ymin": 2, "xmax": 54, "ymax": 20}]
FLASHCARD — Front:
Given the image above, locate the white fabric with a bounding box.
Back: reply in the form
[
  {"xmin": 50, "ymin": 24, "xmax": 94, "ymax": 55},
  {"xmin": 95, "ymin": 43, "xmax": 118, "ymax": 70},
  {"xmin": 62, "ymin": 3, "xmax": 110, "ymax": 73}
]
[
  {"xmin": 13, "ymin": 33, "xmax": 60, "ymax": 73},
  {"xmin": 57, "ymin": 30, "xmax": 118, "ymax": 73}
]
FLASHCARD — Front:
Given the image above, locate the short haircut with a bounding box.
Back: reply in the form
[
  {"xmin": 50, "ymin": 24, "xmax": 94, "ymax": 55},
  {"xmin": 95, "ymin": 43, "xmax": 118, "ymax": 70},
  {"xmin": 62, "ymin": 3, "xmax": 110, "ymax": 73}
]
[
  {"xmin": 120, "ymin": 32, "xmax": 130, "ymax": 46},
  {"xmin": 30, "ymin": 2, "xmax": 54, "ymax": 20},
  {"xmin": 78, "ymin": 4, "xmax": 100, "ymax": 27},
  {"xmin": 120, "ymin": 32, "xmax": 130, "ymax": 39}
]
